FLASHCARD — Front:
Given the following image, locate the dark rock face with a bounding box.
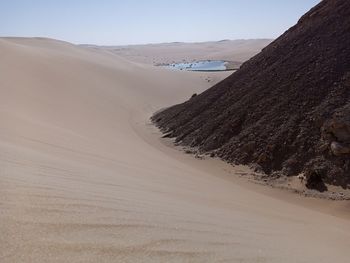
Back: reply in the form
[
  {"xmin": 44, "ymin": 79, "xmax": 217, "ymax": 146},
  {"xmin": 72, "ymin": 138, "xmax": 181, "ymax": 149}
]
[{"xmin": 152, "ymin": 0, "xmax": 350, "ymax": 189}]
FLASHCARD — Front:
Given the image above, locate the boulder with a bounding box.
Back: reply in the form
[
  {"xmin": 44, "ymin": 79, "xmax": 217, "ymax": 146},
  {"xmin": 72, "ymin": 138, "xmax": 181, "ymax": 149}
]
[{"xmin": 330, "ymin": 141, "xmax": 350, "ymax": 156}]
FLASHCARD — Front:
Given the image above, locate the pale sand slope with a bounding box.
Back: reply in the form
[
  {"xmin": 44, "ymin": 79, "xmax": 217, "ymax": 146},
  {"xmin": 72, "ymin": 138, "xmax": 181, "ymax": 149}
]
[
  {"xmin": 83, "ymin": 39, "xmax": 272, "ymax": 65},
  {"xmin": 0, "ymin": 37, "xmax": 350, "ymax": 263}
]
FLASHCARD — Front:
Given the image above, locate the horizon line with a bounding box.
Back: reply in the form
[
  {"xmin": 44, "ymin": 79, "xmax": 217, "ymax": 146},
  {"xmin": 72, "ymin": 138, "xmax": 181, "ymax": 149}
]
[{"xmin": 0, "ymin": 35, "xmax": 274, "ymax": 47}]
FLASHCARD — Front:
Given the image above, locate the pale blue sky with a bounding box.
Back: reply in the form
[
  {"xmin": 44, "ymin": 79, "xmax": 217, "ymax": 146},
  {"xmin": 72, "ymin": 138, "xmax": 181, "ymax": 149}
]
[{"xmin": 1, "ymin": 0, "xmax": 320, "ymax": 45}]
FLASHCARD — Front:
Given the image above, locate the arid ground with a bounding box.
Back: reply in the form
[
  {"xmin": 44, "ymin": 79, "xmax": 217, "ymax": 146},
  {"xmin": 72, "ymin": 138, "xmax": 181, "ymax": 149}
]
[{"xmin": 1, "ymin": 37, "xmax": 350, "ymax": 263}]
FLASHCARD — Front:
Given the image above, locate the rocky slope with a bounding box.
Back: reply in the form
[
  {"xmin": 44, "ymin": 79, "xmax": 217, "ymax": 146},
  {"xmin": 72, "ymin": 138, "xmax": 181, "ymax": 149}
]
[{"xmin": 152, "ymin": 0, "xmax": 350, "ymax": 190}]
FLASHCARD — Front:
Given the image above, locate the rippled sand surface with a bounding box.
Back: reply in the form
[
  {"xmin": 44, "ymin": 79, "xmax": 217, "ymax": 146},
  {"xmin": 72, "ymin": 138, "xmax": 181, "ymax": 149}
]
[{"xmin": 1, "ymin": 37, "xmax": 350, "ymax": 263}]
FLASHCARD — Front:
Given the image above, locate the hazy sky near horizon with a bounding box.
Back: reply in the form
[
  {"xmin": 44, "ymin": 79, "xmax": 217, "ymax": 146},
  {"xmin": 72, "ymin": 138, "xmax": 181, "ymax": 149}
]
[{"xmin": 1, "ymin": 0, "xmax": 320, "ymax": 45}]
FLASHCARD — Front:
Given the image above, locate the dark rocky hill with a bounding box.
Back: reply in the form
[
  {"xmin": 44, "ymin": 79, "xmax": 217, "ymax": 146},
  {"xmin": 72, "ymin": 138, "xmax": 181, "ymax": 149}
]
[{"xmin": 152, "ymin": 0, "xmax": 350, "ymax": 190}]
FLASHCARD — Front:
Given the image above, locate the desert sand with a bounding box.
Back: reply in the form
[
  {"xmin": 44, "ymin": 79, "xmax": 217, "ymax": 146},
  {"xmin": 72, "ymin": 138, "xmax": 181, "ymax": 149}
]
[
  {"xmin": 83, "ymin": 39, "xmax": 272, "ymax": 66},
  {"xmin": 1, "ymin": 37, "xmax": 350, "ymax": 263}
]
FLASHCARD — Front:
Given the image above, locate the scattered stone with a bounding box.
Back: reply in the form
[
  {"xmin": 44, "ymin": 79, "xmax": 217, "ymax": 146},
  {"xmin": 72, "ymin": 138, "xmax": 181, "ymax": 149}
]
[
  {"xmin": 305, "ymin": 170, "xmax": 328, "ymax": 192},
  {"xmin": 195, "ymin": 153, "xmax": 204, "ymax": 159},
  {"xmin": 297, "ymin": 173, "xmax": 306, "ymax": 182},
  {"xmin": 249, "ymin": 163, "xmax": 264, "ymax": 173}
]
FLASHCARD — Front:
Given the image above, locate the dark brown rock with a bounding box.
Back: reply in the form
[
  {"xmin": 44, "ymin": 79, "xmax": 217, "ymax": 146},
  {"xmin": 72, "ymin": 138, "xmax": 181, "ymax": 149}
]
[{"xmin": 152, "ymin": 0, "xmax": 350, "ymax": 189}]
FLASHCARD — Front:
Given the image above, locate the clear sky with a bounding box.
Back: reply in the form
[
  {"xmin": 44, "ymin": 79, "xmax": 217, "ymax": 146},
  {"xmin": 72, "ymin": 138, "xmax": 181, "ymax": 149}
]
[{"xmin": 1, "ymin": 0, "xmax": 320, "ymax": 45}]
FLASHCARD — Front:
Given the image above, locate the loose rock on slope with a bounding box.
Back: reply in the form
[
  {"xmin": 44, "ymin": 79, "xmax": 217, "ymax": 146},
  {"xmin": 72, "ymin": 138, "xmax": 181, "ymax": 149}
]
[{"xmin": 152, "ymin": 0, "xmax": 350, "ymax": 190}]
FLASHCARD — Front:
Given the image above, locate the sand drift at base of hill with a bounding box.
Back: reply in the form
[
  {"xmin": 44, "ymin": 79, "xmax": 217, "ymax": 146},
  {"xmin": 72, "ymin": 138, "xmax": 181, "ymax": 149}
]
[{"xmin": 1, "ymin": 37, "xmax": 350, "ymax": 263}]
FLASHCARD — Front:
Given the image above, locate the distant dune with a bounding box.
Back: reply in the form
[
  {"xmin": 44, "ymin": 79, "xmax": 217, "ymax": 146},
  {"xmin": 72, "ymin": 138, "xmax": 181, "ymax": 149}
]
[
  {"xmin": 1, "ymin": 37, "xmax": 350, "ymax": 262},
  {"xmin": 81, "ymin": 39, "xmax": 272, "ymax": 66}
]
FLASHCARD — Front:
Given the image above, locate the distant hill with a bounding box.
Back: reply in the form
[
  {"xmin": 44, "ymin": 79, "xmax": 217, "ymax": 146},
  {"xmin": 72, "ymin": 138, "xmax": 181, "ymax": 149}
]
[
  {"xmin": 81, "ymin": 39, "xmax": 272, "ymax": 66},
  {"xmin": 153, "ymin": 0, "xmax": 350, "ymax": 191}
]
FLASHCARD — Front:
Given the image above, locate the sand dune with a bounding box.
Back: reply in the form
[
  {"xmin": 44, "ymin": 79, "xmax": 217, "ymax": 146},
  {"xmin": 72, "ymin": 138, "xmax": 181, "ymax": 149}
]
[
  {"xmin": 83, "ymin": 39, "xmax": 272, "ymax": 65},
  {"xmin": 1, "ymin": 37, "xmax": 350, "ymax": 262}
]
